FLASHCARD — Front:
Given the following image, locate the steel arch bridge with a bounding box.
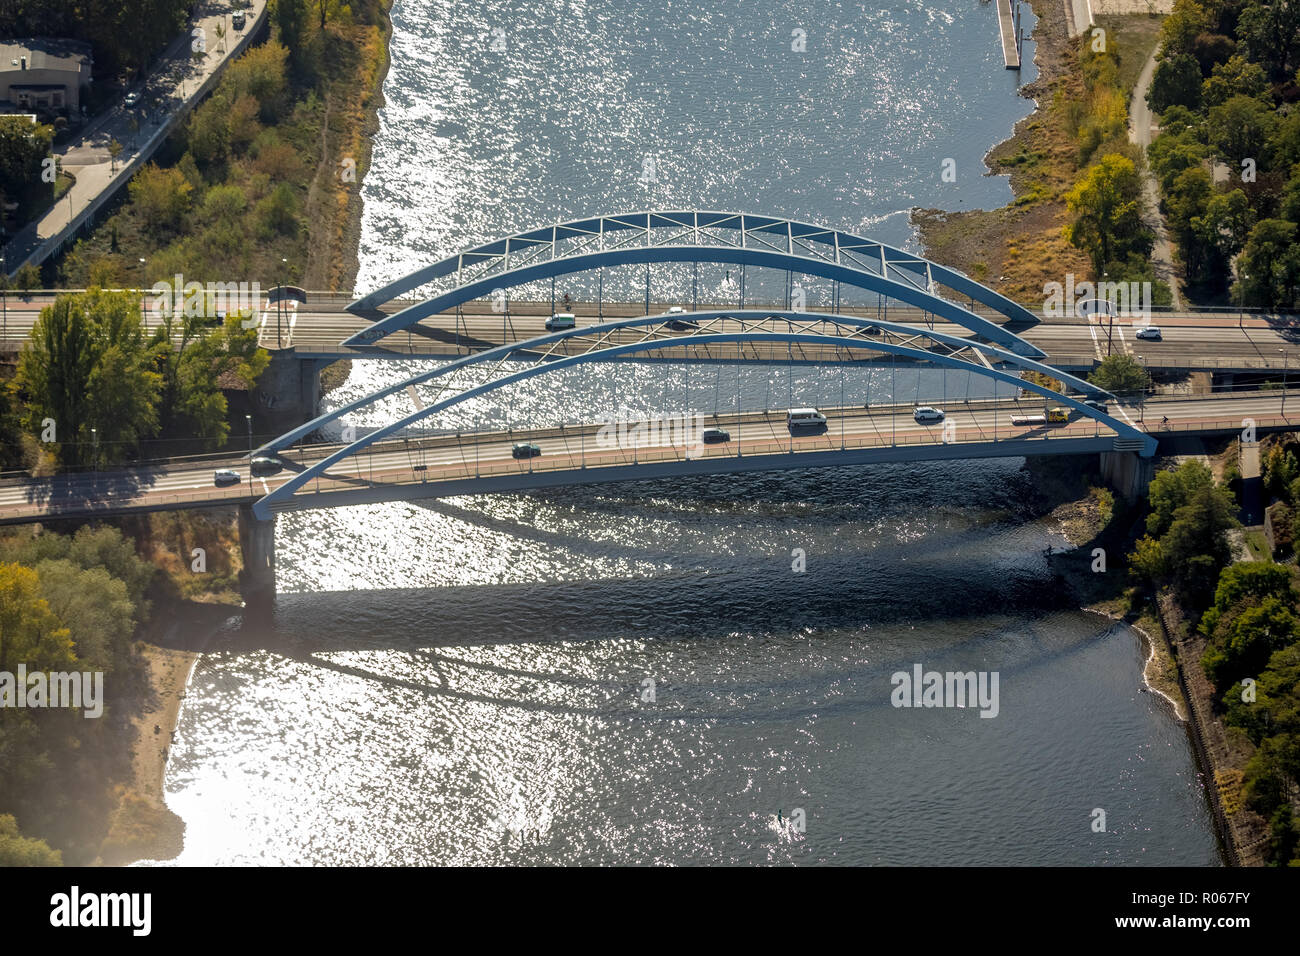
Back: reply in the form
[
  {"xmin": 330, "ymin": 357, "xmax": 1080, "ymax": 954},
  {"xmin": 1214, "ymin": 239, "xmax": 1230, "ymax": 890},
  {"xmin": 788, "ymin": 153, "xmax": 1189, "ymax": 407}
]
[
  {"xmin": 344, "ymin": 211, "xmax": 1044, "ymax": 356},
  {"xmin": 253, "ymin": 310, "xmax": 1152, "ymax": 519}
]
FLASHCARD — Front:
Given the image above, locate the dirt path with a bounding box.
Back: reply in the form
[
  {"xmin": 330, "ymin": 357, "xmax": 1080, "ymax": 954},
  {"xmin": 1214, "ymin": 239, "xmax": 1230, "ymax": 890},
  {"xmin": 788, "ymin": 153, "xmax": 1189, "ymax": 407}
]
[{"xmin": 1129, "ymin": 43, "xmax": 1185, "ymax": 308}]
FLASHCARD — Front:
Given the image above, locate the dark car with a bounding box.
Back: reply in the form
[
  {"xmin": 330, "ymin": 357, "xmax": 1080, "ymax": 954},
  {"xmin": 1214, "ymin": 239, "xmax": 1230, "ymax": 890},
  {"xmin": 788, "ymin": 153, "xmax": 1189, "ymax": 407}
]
[
  {"xmin": 232, "ymin": 10, "xmax": 247, "ymax": 30},
  {"xmin": 1083, "ymin": 399, "xmax": 1108, "ymax": 414},
  {"xmin": 701, "ymin": 427, "xmax": 730, "ymax": 444},
  {"xmin": 250, "ymin": 456, "xmax": 283, "ymax": 477},
  {"xmin": 667, "ymin": 319, "xmax": 698, "ymax": 331},
  {"xmin": 511, "ymin": 442, "xmax": 542, "ymax": 460}
]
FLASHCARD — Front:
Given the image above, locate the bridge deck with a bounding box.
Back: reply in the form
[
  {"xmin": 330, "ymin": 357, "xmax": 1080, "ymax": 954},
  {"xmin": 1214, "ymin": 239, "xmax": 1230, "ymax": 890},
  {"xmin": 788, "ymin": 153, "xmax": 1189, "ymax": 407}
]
[{"xmin": 0, "ymin": 391, "xmax": 1292, "ymax": 524}]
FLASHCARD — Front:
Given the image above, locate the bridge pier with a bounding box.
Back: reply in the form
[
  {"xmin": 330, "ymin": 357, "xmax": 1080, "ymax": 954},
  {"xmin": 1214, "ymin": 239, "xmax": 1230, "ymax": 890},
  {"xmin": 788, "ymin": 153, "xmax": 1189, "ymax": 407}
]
[
  {"xmin": 1099, "ymin": 450, "xmax": 1154, "ymax": 503},
  {"xmin": 255, "ymin": 353, "xmax": 325, "ymax": 422},
  {"xmin": 238, "ymin": 502, "xmax": 276, "ymax": 611}
]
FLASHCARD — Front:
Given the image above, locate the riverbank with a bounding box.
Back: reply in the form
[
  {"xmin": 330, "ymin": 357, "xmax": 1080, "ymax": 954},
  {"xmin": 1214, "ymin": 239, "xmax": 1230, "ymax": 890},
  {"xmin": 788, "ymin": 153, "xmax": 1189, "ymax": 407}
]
[
  {"xmin": 99, "ymin": 598, "xmax": 235, "ymax": 865},
  {"xmin": 914, "ymin": 3, "xmax": 1163, "ymax": 300}
]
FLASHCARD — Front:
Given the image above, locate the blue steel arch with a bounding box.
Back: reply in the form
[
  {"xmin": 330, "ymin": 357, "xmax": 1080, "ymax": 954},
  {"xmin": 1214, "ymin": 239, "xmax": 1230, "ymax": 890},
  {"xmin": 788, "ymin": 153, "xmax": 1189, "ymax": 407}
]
[
  {"xmin": 344, "ymin": 211, "xmax": 1043, "ymax": 356},
  {"xmin": 255, "ymin": 322, "xmax": 1151, "ymax": 520},
  {"xmin": 261, "ymin": 310, "xmax": 1108, "ymax": 458}
]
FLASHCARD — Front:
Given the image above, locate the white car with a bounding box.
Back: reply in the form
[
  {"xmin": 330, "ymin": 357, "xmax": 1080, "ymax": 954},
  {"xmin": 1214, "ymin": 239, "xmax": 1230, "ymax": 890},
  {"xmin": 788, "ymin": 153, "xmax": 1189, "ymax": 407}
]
[
  {"xmin": 123, "ymin": 91, "xmax": 140, "ymax": 108},
  {"xmin": 1134, "ymin": 326, "xmax": 1162, "ymax": 340},
  {"xmin": 913, "ymin": 406, "xmax": 945, "ymax": 423},
  {"xmin": 213, "ymin": 468, "xmax": 241, "ymax": 487}
]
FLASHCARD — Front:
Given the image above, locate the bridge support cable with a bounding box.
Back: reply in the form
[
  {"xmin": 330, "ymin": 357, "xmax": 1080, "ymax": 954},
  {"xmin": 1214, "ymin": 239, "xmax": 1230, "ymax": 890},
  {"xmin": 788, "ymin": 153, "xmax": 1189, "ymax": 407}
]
[{"xmin": 255, "ymin": 312, "xmax": 1122, "ymax": 508}]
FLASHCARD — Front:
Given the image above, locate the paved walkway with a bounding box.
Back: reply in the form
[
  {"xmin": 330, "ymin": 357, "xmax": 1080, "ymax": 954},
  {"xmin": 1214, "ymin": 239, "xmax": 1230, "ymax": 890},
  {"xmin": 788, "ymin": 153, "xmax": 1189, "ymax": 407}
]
[
  {"xmin": 1129, "ymin": 41, "xmax": 1184, "ymax": 309},
  {"xmin": 2, "ymin": 0, "xmax": 268, "ymax": 276}
]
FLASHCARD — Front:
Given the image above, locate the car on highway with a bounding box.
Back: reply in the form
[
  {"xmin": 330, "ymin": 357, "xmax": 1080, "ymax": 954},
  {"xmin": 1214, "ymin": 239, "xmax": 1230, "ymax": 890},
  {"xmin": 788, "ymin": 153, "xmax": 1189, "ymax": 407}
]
[
  {"xmin": 701, "ymin": 427, "xmax": 730, "ymax": 444},
  {"xmin": 1083, "ymin": 399, "xmax": 1109, "ymax": 414},
  {"xmin": 123, "ymin": 91, "xmax": 140, "ymax": 108},
  {"xmin": 545, "ymin": 312, "xmax": 576, "ymax": 331},
  {"xmin": 1011, "ymin": 413, "xmax": 1047, "ymax": 426},
  {"xmin": 512, "ymin": 442, "xmax": 542, "ymax": 459},
  {"xmin": 912, "ymin": 406, "xmax": 945, "ymax": 423},
  {"xmin": 1134, "ymin": 325, "xmax": 1162, "ymax": 340},
  {"xmin": 250, "ymin": 456, "xmax": 283, "ymax": 477},
  {"xmin": 664, "ymin": 306, "xmax": 697, "ymax": 330},
  {"xmin": 786, "ymin": 408, "xmax": 827, "ymax": 430},
  {"xmin": 213, "ymin": 468, "xmax": 241, "ymax": 487}
]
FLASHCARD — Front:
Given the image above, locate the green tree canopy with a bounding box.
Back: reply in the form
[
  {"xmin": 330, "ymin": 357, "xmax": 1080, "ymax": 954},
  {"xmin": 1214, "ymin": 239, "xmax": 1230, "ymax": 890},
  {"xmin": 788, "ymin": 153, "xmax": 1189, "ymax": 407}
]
[
  {"xmin": 1065, "ymin": 154, "xmax": 1153, "ymax": 276},
  {"xmin": 1088, "ymin": 353, "xmax": 1151, "ymax": 396}
]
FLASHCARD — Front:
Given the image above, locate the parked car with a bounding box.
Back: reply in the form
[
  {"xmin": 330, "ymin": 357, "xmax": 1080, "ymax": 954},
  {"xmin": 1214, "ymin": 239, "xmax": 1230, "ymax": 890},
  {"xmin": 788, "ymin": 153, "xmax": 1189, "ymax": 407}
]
[
  {"xmin": 1134, "ymin": 326, "xmax": 1162, "ymax": 340},
  {"xmin": 701, "ymin": 427, "xmax": 730, "ymax": 444},
  {"xmin": 912, "ymin": 406, "xmax": 945, "ymax": 423},
  {"xmin": 512, "ymin": 442, "xmax": 542, "ymax": 460},
  {"xmin": 232, "ymin": 10, "xmax": 247, "ymax": 30},
  {"xmin": 123, "ymin": 91, "xmax": 140, "ymax": 108},
  {"xmin": 213, "ymin": 468, "xmax": 240, "ymax": 486}
]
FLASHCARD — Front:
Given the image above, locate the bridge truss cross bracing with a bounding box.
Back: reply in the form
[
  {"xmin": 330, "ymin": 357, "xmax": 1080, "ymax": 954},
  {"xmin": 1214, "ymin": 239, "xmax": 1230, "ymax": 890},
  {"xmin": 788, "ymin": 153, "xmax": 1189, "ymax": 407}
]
[
  {"xmin": 254, "ymin": 310, "xmax": 1152, "ymax": 519},
  {"xmin": 344, "ymin": 211, "xmax": 1043, "ymax": 356}
]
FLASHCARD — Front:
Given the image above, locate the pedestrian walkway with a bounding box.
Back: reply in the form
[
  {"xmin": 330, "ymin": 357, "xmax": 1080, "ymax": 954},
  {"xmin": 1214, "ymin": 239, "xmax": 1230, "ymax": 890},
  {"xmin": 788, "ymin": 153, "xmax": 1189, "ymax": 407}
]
[{"xmin": 2, "ymin": 0, "xmax": 268, "ymax": 276}]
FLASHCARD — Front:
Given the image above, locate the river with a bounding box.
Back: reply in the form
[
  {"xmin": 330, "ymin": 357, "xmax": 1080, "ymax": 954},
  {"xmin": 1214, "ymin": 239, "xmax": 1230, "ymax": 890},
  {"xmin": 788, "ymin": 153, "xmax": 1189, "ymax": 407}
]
[{"xmin": 152, "ymin": 0, "xmax": 1220, "ymax": 866}]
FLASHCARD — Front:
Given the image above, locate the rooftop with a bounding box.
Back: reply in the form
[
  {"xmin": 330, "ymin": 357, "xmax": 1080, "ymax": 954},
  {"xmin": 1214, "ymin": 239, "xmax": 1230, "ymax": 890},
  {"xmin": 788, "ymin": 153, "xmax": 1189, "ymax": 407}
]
[{"xmin": 0, "ymin": 38, "xmax": 92, "ymax": 75}]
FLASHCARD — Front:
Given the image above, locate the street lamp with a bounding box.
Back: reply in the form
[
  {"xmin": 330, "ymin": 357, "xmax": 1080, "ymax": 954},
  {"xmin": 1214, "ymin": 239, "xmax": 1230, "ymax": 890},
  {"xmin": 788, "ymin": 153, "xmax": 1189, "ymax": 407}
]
[
  {"xmin": 90, "ymin": 427, "xmax": 97, "ymax": 472},
  {"xmin": 277, "ymin": 257, "xmax": 287, "ymax": 347},
  {"xmin": 138, "ymin": 257, "xmax": 147, "ymax": 325},
  {"xmin": 246, "ymin": 414, "xmax": 253, "ymax": 477},
  {"xmin": 1280, "ymin": 349, "xmax": 1288, "ymax": 417}
]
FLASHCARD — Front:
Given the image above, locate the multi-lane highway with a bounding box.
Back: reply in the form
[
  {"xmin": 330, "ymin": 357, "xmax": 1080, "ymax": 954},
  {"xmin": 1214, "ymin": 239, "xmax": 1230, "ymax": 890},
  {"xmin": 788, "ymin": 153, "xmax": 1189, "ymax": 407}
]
[
  {"xmin": 2, "ymin": 291, "xmax": 1297, "ymax": 372},
  {"xmin": 0, "ymin": 390, "xmax": 1289, "ymax": 523}
]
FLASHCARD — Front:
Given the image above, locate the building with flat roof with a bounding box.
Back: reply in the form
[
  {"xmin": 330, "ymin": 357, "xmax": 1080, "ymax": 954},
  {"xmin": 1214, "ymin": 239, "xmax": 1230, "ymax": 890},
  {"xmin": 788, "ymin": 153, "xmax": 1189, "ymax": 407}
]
[{"xmin": 0, "ymin": 38, "xmax": 92, "ymax": 113}]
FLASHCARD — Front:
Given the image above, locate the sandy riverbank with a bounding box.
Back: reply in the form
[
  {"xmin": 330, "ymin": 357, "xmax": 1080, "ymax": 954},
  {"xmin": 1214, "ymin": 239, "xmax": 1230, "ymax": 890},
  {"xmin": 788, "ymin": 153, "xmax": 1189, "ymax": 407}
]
[{"xmin": 98, "ymin": 599, "xmax": 236, "ymax": 866}]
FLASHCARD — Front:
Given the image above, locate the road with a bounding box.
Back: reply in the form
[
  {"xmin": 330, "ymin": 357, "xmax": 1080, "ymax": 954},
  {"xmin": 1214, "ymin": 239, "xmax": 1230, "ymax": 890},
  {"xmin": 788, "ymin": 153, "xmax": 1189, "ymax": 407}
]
[
  {"xmin": 1, "ymin": 0, "xmax": 269, "ymax": 274},
  {"xmin": 3, "ymin": 293, "xmax": 1299, "ymax": 373},
  {"xmin": 0, "ymin": 390, "xmax": 1289, "ymax": 523}
]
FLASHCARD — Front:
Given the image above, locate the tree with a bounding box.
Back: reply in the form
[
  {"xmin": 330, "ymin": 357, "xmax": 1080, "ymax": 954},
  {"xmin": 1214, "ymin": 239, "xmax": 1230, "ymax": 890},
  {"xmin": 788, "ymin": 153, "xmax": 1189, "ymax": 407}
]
[
  {"xmin": 1148, "ymin": 459, "xmax": 1218, "ymax": 538},
  {"xmin": 34, "ymin": 560, "xmax": 136, "ymax": 676},
  {"xmin": 1162, "ymin": 0, "xmax": 1212, "ymax": 56},
  {"xmin": 0, "ymin": 563, "xmax": 76, "ymax": 677},
  {"xmin": 1237, "ymin": 0, "xmax": 1300, "ymax": 80},
  {"xmin": 1209, "ymin": 94, "xmax": 1278, "ymax": 170},
  {"xmin": 0, "ymin": 814, "xmax": 61, "ymax": 866},
  {"xmin": 14, "ymin": 296, "xmax": 96, "ymax": 465},
  {"xmin": 0, "ymin": 116, "xmax": 54, "ymax": 218},
  {"xmin": 127, "ymin": 164, "xmax": 192, "ymax": 235},
  {"xmin": 1065, "ymin": 155, "xmax": 1153, "ymax": 276},
  {"xmin": 1089, "ymin": 354, "xmax": 1151, "ymax": 396},
  {"xmin": 1202, "ymin": 54, "xmax": 1270, "ymax": 108},
  {"xmin": 1161, "ymin": 482, "xmax": 1240, "ymax": 606},
  {"xmin": 14, "ymin": 291, "xmax": 162, "ymax": 467},
  {"xmin": 152, "ymin": 314, "xmax": 269, "ymax": 447},
  {"xmin": 1148, "ymin": 53, "xmax": 1205, "ymax": 113},
  {"xmin": 1239, "ymin": 219, "xmax": 1300, "ymax": 309}
]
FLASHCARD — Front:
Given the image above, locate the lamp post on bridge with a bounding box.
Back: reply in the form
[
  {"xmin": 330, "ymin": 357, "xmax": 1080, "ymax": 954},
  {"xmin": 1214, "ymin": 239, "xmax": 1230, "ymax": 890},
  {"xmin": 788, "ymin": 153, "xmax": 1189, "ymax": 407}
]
[{"xmin": 1280, "ymin": 349, "xmax": 1288, "ymax": 418}]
